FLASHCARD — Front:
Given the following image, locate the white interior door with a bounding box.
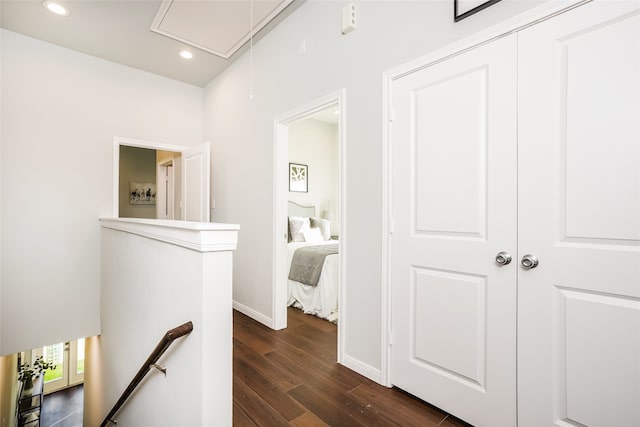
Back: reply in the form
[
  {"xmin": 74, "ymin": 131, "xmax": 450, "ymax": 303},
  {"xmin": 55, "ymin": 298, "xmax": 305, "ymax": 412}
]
[
  {"xmin": 390, "ymin": 34, "xmax": 518, "ymax": 427},
  {"xmin": 517, "ymin": 2, "xmax": 640, "ymax": 426},
  {"xmin": 157, "ymin": 161, "xmax": 175, "ymax": 220},
  {"xmin": 182, "ymin": 141, "xmax": 210, "ymax": 222}
]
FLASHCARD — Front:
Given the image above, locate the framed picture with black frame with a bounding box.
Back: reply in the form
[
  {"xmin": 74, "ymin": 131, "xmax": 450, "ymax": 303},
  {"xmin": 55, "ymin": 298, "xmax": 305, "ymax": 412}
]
[
  {"xmin": 454, "ymin": 0, "xmax": 501, "ymax": 22},
  {"xmin": 289, "ymin": 163, "xmax": 308, "ymax": 193}
]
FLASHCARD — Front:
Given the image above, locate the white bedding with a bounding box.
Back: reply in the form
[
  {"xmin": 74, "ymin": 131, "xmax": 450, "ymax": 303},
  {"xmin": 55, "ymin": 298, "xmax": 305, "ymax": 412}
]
[{"xmin": 287, "ymin": 240, "xmax": 338, "ymax": 322}]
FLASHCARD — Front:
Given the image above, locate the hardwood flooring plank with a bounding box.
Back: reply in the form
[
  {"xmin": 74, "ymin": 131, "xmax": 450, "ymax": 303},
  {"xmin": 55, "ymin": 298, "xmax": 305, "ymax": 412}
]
[
  {"xmin": 234, "ymin": 338, "xmax": 304, "ymax": 391},
  {"xmin": 269, "ymin": 338, "xmax": 337, "ymax": 372},
  {"xmin": 288, "ymin": 384, "xmax": 370, "ymax": 427},
  {"xmin": 286, "ymin": 312, "xmax": 337, "ymax": 342},
  {"xmin": 297, "ymin": 320, "xmax": 337, "ymax": 343},
  {"xmin": 289, "ymin": 411, "xmax": 331, "ymax": 427},
  {"xmin": 439, "ymin": 414, "xmax": 474, "ymax": 427},
  {"xmin": 286, "ymin": 324, "xmax": 337, "ymax": 363},
  {"xmin": 289, "ymin": 308, "xmax": 337, "ymax": 332},
  {"xmin": 284, "ymin": 307, "xmax": 309, "ymax": 329},
  {"xmin": 264, "ymin": 350, "xmax": 362, "ymax": 393},
  {"xmin": 234, "ymin": 374, "xmax": 290, "ymax": 427},
  {"xmin": 290, "ymin": 381, "xmax": 408, "ymax": 427},
  {"xmin": 233, "ymin": 320, "xmax": 277, "ymax": 355},
  {"xmin": 348, "ymin": 384, "xmax": 445, "ymax": 427},
  {"xmin": 233, "ymin": 402, "xmax": 258, "ymax": 427},
  {"xmin": 266, "ymin": 335, "xmax": 354, "ymax": 385},
  {"xmin": 233, "ymin": 309, "xmax": 471, "ymax": 427},
  {"xmin": 234, "ymin": 357, "xmax": 306, "ymax": 421}
]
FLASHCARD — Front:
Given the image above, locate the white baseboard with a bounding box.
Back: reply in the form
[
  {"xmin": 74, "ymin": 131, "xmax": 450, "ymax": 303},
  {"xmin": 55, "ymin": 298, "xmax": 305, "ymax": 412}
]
[
  {"xmin": 341, "ymin": 354, "xmax": 383, "ymax": 385},
  {"xmin": 233, "ymin": 301, "xmax": 274, "ymax": 329}
]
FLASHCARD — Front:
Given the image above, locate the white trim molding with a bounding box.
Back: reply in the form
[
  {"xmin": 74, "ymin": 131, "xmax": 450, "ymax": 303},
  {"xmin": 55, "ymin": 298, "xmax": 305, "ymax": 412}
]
[
  {"xmin": 380, "ymin": 0, "xmax": 589, "ymax": 387},
  {"xmin": 233, "ymin": 301, "xmax": 274, "ymax": 329},
  {"xmin": 342, "ymin": 354, "xmax": 382, "ymax": 385},
  {"xmin": 99, "ymin": 217, "xmax": 239, "ymax": 252}
]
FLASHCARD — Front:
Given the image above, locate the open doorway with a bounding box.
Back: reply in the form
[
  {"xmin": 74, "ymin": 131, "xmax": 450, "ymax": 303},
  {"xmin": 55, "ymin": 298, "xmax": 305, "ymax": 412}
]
[
  {"xmin": 273, "ymin": 90, "xmax": 346, "ymax": 363},
  {"xmin": 118, "ymin": 145, "xmax": 181, "ymax": 219},
  {"xmin": 113, "ymin": 137, "xmax": 211, "ymax": 221},
  {"xmin": 28, "ymin": 339, "xmax": 85, "ymax": 395}
]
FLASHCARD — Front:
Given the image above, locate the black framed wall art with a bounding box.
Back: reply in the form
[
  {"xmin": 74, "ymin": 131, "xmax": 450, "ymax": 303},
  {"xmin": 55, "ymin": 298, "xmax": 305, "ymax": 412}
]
[
  {"xmin": 289, "ymin": 163, "xmax": 308, "ymax": 193},
  {"xmin": 454, "ymin": 0, "xmax": 501, "ymax": 22}
]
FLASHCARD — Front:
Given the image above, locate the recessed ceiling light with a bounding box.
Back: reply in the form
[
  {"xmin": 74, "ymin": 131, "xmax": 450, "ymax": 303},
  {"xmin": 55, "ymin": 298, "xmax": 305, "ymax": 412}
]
[
  {"xmin": 179, "ymin": 50, "xmax": 193, "ymax": 59},
  {"xmin": 42, "ymin": 1, "xmax": 70, "ymax": 16}
]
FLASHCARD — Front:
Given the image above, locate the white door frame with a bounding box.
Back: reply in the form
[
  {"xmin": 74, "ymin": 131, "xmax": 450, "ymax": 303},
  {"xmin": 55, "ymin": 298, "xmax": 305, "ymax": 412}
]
[
  {"xmin": 112, "ymin": 136, "xmax": 186, "ymax": 218},
  {"xmin": 273, "ymin": 89, "xmax": 347, "ymax": 362},
  {"xmin": 68, "ymin": 338, "xmax": 84, "ymax": 387},
  {"xmin": 380, "ymin": 0, "xmax": 588, "ymax": 387}
]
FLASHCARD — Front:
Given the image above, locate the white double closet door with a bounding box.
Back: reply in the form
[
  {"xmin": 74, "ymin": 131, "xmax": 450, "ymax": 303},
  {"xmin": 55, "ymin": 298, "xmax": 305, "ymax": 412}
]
[{"xmin": 390, "ymin": 1, "xmax": 640, "ymax": 427}]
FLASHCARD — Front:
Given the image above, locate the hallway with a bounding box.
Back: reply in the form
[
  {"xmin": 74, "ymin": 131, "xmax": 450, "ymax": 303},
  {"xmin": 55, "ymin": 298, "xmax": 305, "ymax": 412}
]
[{"xmin": 234, "ymin": 308, "xmax": 470, "ymax": 426}]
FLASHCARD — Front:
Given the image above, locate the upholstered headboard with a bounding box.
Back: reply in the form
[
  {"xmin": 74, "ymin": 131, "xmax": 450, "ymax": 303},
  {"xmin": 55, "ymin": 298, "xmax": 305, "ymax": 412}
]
[{"xmin": 288, "ymin": 201, "xmax": 315, "ymax": 218}]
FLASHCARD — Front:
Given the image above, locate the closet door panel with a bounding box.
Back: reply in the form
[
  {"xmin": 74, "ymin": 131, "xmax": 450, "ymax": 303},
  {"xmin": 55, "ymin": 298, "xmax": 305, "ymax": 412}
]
[
  {"xmin": 413, "ymin": 66, "xmax": 488, "ymax": 237},
  {"xmin": 390, "ymin": 34, "xmax": 517, "ymax": 427},
  {"xmin": 518, "ymin": 2, "xmax": 640, "ymax": 426}
]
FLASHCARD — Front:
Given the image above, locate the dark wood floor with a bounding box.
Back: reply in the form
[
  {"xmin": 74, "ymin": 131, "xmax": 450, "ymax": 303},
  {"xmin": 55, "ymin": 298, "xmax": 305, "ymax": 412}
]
[
  {"xmin": 234, "ymin": 308, "xmax": 471, "ymax": 427},
  {"xmin": 41, "ymin": 384, "xmax": 83, "ymax": 427}
]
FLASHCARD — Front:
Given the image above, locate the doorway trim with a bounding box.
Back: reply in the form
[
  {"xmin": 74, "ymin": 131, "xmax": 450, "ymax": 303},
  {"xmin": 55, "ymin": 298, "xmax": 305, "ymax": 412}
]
[
  {"xmin": 273, "ymin": 89, "xmax": 346, "ymax": 362},
  {"xmin": 380, "ymin": 0, "xmax": 588, "ymax": 387},
  {"xmin": 112, "ymin": 136, "xmax": 186, "ymax": 218}
]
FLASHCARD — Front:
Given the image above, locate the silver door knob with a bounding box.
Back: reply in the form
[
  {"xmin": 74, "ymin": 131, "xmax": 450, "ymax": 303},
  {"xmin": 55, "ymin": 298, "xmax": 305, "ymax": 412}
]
[
  {"xmin": 521, "ymin": 254, "xmax": 539, "ymax": 269},
  {"xmin": 495, "ymin": 251, "xmax": 512, "ymax": 266}
]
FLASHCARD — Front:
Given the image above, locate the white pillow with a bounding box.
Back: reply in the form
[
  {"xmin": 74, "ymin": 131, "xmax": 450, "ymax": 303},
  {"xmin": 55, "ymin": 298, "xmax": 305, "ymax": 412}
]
[
  {"xmin": 310, "ymin": 217, "xmax": 331, "ymax": 240},
  {"xmin": 303, "ymin": 226, "xmax": 324, "ymax": 243},
  {"xmin": 289, "ymin": 216, "xmax": 309, "ymax": 242}
]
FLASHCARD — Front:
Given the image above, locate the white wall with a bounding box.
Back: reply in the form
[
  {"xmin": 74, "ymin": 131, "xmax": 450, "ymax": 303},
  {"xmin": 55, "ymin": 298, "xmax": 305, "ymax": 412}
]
[
  {"xmin": 203, "ymin": 0, "xmax": 545, "ymax": 378},
  {"xmin": 119, "ymin": 145, "xmax": 157, "ymax": 219},
  {"xmin": 88, "ymin": 224, "xmax": 234, "ymax": 426},
  {"xmin": 288, "ymin": 118, "xmax": 339, "ymax": 234},
  {"xmin": 0, "ymin": 30, "xmax": 204, "ymax": 356}
]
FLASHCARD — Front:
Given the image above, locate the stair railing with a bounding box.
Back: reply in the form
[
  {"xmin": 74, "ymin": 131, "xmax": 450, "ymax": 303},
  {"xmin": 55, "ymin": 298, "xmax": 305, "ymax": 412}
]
[{"xmin": 100, "ymin": 321, "xmax": 194, "ymax": 426}]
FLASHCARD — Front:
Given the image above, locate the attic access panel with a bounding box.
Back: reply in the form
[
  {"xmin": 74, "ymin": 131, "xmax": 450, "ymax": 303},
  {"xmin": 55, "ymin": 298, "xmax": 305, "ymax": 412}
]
[{"xmin": 151, "ymin": 0, "xmax": 293, "ymax": 59}]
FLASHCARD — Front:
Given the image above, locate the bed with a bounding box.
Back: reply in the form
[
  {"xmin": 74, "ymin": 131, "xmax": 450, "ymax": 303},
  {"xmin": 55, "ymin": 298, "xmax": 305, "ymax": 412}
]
[{"xmin": 287, "ymin": 201, "xmax": 339, "ymax": 322}]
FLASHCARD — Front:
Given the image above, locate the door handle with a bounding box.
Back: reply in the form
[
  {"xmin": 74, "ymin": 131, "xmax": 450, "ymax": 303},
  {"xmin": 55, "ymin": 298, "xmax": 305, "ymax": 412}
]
[
  {"xmin": 521, "ymin": 254, "xmax": 539, "ymax": 269},
  {"xmin": 495, "ymin": 251, "xmax": 512, "ymax": 266}
]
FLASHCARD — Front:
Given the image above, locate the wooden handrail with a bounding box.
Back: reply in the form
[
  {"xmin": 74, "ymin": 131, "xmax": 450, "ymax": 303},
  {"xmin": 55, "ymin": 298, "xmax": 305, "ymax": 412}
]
[{"xmin": 100, "ymin": 321, "xmax": 194, "ymax": 426}]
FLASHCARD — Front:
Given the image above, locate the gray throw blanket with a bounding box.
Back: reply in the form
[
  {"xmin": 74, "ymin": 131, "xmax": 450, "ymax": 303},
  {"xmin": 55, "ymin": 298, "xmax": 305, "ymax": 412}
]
[{"xmin": 288, "ymin": 243, "xmax": 339, "ymax": 286}]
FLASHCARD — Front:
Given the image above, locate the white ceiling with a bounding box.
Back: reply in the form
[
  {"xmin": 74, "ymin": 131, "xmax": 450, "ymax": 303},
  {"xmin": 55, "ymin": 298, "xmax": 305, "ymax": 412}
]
[
  {"xmin": 0, "ymin": 0, "xmax": 302, "ymax": 87},
  {"xmin": 151, "ymin": 0, "xmax": 292, "ymax": 59}
]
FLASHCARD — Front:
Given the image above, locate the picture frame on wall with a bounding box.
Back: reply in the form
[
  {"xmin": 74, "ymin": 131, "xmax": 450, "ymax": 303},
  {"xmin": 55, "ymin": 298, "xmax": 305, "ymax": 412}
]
[
  {"xmin": 454, "ymin": 0, "xmax": 501, "ymax": 22},
  {"xmin": 289, "ymin": 163, "xmax": 308, "ymax": 193},
  {"xmin": 129, "ymin": 181, "xmax": 156, "ymax": 205}
]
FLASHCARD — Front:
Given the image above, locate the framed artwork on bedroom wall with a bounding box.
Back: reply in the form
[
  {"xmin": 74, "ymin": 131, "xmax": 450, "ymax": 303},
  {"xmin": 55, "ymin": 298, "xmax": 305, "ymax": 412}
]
[
  {"xmin": 289, "ymin": 163, "xmax": 308, "ymax": 192},
  {"xmin": 454, "ymin": 0, "xmax": 501, "ymax": 21}
]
